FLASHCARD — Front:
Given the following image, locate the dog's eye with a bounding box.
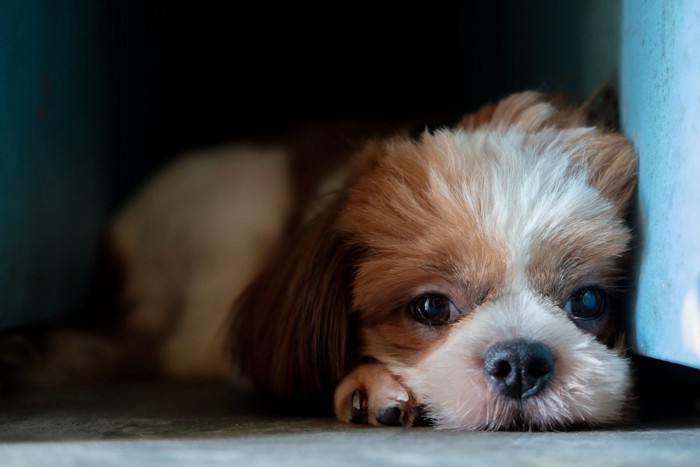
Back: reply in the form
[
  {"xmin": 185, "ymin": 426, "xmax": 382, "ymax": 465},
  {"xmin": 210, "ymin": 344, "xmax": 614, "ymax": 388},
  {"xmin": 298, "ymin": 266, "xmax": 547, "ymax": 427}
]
[
  {"xmin": 408, "ymin": 294, "xmax": 457, "ymax": 325},
  {"xmin": 564, "ymin": 287, "xmax": 606, "ymax": 320}
]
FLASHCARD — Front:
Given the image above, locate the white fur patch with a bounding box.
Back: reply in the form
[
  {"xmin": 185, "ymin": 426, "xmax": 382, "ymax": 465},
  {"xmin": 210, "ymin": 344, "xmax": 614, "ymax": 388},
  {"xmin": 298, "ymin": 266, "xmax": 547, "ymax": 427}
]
[
  {"xmin": 397, "ymin": 289, "xmax": 631, "ymax": 430},
  {"xmin": 434, "ymin": 128, "xmax": 618, "ymax": 278}
]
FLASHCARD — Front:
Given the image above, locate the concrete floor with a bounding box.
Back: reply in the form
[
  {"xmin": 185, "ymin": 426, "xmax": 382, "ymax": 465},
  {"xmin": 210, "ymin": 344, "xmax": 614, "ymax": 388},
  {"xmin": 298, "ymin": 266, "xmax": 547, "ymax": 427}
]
[{"xmin": 1, "ymin": 383, "xmax": 699, "ymax": 467}]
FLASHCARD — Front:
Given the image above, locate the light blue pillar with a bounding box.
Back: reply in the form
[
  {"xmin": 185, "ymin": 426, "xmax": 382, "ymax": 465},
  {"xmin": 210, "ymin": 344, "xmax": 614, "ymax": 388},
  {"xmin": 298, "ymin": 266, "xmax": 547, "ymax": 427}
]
[{"xmin": 621, "ymin": 0, "xmax": 700, "ymax": 368}]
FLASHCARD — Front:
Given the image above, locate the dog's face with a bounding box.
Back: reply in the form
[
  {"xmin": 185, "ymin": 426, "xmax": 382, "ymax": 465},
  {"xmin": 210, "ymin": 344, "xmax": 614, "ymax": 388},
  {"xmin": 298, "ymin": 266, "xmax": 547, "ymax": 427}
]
[
  {"xmin": 340, "ymin": 123, "xmax": 634, "ymax": 429},
  {"xmin": 231, "ymin": 92, "xmax": 637, "ymax": 430}
]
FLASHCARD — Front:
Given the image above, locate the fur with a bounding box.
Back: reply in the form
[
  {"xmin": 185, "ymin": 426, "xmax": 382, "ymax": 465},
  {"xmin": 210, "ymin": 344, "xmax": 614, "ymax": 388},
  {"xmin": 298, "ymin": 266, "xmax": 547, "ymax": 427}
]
[
  {"xmin": 230, "ymin": 91, "xmax": 637, "ymax": 429},
  {"xmin": 2, "ymin": 90, "xmax": 638, "ymax": 431}
]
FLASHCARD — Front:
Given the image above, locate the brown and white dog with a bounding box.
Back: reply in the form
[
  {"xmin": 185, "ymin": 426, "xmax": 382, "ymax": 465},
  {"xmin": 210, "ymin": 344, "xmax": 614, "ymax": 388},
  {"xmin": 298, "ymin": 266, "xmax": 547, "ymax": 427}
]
[{"xmin": 2, "ymin": 90, "xmax": 637, "ymax": 431}]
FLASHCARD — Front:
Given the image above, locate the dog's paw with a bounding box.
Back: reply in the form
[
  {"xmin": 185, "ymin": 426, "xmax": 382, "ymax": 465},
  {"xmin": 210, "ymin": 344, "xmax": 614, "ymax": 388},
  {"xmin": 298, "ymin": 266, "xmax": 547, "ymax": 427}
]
[{"xmin": 334, "ymin": 363, "xmax": 420, "ymax": 426}]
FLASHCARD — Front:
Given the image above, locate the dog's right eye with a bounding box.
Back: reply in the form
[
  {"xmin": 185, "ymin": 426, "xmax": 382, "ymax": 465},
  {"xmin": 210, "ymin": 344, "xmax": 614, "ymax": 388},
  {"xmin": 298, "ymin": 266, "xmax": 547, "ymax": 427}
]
[
  {"xmin": 408, "ymin": 294, "xmax": 457, "ymax": 325},
  {"xmin": 563, "ymin": 286, "xmax": 606, "ymax": 321}
]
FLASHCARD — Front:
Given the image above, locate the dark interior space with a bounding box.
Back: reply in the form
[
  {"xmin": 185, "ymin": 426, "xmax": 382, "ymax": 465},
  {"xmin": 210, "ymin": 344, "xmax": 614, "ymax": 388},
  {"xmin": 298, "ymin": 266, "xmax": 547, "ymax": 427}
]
[
  {"xmin": 99, "ymin": 1, "xmax": 514, "ymax": 205},
  {"xmin": 3, "ymin": 0, "xmax": 618, "ymax": 331}
]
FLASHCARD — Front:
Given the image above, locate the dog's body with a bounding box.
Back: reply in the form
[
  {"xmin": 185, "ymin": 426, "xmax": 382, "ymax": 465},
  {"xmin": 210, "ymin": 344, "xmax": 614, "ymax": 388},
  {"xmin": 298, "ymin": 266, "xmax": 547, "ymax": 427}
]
[{"xmin": 2, "ymin": 91, "xmax": 637, "ymax": 430}]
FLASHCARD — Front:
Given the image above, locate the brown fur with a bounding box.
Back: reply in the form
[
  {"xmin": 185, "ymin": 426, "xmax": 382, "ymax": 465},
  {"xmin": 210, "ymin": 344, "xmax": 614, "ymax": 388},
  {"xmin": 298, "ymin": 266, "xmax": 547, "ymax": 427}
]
[
  {"xmin": 228, "ymin": 200, "xmax": 357, "ymax": 403},
  {"xmin": 230, "ymin": 90, "xmax": 637, "ymax": 409}
]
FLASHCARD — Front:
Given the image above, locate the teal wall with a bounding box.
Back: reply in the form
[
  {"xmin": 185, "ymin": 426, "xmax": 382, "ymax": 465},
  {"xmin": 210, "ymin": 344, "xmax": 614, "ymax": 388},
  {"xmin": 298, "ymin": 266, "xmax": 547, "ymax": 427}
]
[
  {"xmin": 0, "ymin": 1, "xmax": 116, "ymax": 328},
  {"xmin": 496, "ymin": 0, "xmax": 621, "ymax": 98},
  {"xmin": 621, "ymin": 0, "xmax": 700, "ymax": 369}
]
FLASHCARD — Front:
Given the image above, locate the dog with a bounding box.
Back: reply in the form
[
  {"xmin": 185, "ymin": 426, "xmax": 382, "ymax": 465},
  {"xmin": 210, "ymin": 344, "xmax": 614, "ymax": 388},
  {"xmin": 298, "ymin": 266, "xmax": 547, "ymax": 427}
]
[{"xmin": 1, "ymin": 90, "xmax": 637, "ymax": 431}]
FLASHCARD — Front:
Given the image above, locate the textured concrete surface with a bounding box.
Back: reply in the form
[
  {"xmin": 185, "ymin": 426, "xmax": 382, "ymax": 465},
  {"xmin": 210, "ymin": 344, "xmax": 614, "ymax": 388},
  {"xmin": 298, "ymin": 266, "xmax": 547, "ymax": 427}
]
[{"xmin": 1, "ymin": 383, "xmax": 699, "ymax": 466}]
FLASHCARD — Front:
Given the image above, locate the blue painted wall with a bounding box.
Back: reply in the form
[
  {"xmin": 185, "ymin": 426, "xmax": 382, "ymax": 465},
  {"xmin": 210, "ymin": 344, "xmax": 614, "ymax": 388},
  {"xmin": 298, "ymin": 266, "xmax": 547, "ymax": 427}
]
[
  {"xmin": 0, "ymin": 1, "xmax": 116, "ymax": 328},
  {"xmin": 621, "ymin": 0, "xmax": 700, "ymax": 368}
]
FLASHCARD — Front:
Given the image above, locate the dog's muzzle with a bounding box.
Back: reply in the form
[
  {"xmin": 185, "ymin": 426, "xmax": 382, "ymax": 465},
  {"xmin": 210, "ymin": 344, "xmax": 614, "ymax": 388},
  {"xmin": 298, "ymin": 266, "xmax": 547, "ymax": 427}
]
[{"xmin": 483, "ymin": 339, "xmax": 554, "ymax": 399}]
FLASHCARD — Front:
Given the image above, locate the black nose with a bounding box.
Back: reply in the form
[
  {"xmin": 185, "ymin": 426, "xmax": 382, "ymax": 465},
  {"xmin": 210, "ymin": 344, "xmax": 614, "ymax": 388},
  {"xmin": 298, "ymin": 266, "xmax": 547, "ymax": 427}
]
[{"xmin": 483, "ymin": 339, "xmax": 554, "ymax": 399}]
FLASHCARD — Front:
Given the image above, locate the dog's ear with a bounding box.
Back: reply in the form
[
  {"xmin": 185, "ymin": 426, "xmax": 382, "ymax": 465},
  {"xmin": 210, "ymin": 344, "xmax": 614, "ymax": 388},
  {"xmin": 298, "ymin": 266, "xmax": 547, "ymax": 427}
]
[
  {"xmin": 458, "ymin": 85, "xmax": 622, "ymax": 133},
  {"xmin": 569, "ymin": 130, "xmax": 637, "ymax": 214},
  {"xmin": 458, "ymin": 91, "xmax": 587, "ymax": 132},
  {"xmin": 228, "ymin": 203, "xmax": 356, "ymax": 406},
  {"xmin": 562, "ymin": 87, "xmax": 637, "ymax": 214},
  {"xmin": 577, "ymin": 83, "xmax": 621, "ymax": 131}
]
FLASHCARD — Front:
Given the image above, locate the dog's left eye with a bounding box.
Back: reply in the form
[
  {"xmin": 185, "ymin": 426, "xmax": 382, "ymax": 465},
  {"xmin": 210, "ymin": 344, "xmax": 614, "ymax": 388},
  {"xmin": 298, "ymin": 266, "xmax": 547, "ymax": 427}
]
[
  {"xmin": 408, "ymin": 294, "xmax": 457, "ymax": 325},
  {"xmin": 564, "ymin": 286, "xmax": 606, "ymax": 320}
]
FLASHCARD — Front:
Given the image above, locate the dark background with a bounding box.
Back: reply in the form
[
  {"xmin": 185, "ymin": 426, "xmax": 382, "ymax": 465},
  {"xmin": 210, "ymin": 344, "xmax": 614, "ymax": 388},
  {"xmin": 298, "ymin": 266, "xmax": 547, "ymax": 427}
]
[
  {"xmin": 102, "ymin": 0, "xmax": 607, "ymax": 203},
  {"xmin": 0, "ymin": 0, "xmax": 620, "ymax": 330},
  {"xmin": 105, "ymin": 1, "xmax": 498, "ymax": 201}
]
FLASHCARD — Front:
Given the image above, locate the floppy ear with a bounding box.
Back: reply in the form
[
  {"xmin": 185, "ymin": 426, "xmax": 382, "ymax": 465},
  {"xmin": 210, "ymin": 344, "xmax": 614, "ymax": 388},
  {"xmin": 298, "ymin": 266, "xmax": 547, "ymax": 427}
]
[
  {"xmin": 228, "ymin": 202, "xmax": 357, "ymax": 406},
  {"xmin": 569, "ymin": 131, "xmax": 637, "ymax": 215},
  {"xmin": 559, "ymin": 86, "xmax": 637, "ymax": 214},
  {"xmin": 458, "ymin": 91, "xmax": 587, "ymax": 132},
  {"xmin": 458, "ymin": 85, "xmax": 621, "ymax": 133}
]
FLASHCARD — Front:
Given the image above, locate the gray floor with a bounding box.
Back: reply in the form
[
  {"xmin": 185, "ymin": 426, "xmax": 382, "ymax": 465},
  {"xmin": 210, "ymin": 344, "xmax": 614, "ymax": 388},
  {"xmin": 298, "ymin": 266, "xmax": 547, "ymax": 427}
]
[{"xmin": 1, "ymin": 383, "xmax": 699, "ymax": 467}]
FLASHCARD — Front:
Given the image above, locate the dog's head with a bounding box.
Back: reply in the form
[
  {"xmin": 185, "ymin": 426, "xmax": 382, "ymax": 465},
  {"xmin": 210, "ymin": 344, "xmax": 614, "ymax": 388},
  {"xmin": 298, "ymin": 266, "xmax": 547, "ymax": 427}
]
[{"xmin": 230, "ymin": 91, "xmax": 637, "ymax": 430}]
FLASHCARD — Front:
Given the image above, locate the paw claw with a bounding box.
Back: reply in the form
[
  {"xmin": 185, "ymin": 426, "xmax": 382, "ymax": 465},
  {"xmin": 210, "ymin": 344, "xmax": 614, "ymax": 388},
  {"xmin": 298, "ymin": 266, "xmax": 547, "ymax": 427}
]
[
  {"xmin": 334, "ymin": 364, "xmax": 418, "ymax": 427},
  {"xmin": 350, "ymin": 390, "xmax": 368, "ymax": 424},
  {"xmin": 396, "ymin": 390, "xmax": 409, "ymax": 403}
]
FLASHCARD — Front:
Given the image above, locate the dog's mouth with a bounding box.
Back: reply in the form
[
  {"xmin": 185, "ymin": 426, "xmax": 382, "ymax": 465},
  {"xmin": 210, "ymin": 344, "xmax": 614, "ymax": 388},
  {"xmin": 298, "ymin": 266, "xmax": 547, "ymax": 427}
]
[
  {"xmin": 416, "ymin": 399, "xmax": 565, "ymax": 431},
  {"xmin": 414, "ymin": 402, "xmax": 557, "ymax": 431},
  {"xmin": 503, "ymin": 410, "xmax": 529, "ymax": 432},
  {"xmin": 501, "ymin": 409, "xmax": 550, "ymax": 432}
]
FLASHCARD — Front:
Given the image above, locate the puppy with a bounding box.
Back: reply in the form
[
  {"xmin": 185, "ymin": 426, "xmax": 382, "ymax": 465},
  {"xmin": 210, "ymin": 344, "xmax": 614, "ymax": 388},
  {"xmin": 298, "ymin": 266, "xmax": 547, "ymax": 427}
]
[
  {"xmin": 3, "ymin": 91, "xmax": 637, "ymax": 430},
  {"xmin": 226, "ymin": 91, "xmax": 637, "ymax": 430}
]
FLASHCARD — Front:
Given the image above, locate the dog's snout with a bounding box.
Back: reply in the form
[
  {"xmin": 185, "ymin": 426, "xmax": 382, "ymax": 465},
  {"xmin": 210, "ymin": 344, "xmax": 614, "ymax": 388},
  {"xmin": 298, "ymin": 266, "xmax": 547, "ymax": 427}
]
[{"xmin": 483, "ymin": 339, "xmax": 554, "ymax": 400}]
